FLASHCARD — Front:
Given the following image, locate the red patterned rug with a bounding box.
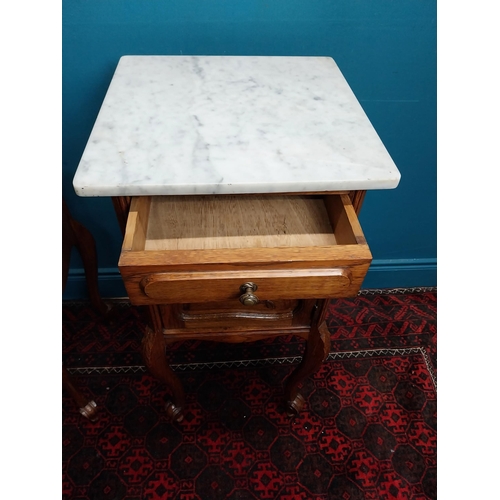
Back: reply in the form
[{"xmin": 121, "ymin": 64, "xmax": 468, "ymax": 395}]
[{"xmin": 63, "ymin": 288, "xmax": 437, "ymax": 499}]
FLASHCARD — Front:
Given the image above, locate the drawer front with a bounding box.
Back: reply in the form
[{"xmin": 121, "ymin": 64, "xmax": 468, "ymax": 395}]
[{"xmin": 121, "ymin": 265, "xmax": 370, "ymax": 305}]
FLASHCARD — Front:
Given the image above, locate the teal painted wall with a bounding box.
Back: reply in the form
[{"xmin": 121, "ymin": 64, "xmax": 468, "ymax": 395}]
[{"xmin": 62, "ymin": 0, "xmax": 436, "ymax": 299}]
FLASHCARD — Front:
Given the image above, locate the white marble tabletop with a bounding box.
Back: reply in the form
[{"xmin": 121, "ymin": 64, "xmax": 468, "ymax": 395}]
[{"xmin": 73, "ymin": 56, "xmax": 400, "ymax": 196}]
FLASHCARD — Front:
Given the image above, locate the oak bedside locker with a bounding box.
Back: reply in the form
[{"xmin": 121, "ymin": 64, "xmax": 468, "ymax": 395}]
[{"xmin": 73, "ymin": 56, "xmax": 400, "ymax": 422}]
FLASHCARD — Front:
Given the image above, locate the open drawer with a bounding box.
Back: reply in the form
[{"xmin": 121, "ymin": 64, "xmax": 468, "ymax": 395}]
[{"xmin": 118, "ymin": 194, "xmax": 372, "ymax": 305}]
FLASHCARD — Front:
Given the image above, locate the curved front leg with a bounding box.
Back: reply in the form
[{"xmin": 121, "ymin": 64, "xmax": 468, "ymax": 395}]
[
  {"xmin": 142, "ymin": 326, "xmax": 185, "ymax": 422},
  {"xmin": 113, "ymin": 197, "xmax": 186, "ymax": 422},
  {"xmin": 284, "ymin": 320, "xmax": 331, "ymax": 416}
]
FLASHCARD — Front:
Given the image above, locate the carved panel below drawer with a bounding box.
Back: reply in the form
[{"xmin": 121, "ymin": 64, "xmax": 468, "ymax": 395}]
[{"xmin": 180, "ymin": 299, "xmax": 300, "ymax": 330}]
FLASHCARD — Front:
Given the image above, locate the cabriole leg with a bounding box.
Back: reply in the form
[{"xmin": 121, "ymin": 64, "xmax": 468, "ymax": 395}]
[
  {"xmin": 142, "ymin": 326, "xmax": 185, "ymax": 422},
  {"xmin": 284, "ymin": 319, "xmax": 331, "ymax": 416}
]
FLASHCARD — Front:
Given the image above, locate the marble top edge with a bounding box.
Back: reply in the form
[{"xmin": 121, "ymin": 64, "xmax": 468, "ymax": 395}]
[
  {"xmin": 73, "ymin": 55, "xmax": 401, "ymax": 196},
  {"xmin": 74, "ymin": 176, "xmax": 401, "ymax": 197}
]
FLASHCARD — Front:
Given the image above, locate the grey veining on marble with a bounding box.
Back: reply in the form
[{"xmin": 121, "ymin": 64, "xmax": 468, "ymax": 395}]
[{"xmin": 73, "ymin": 56, "xmax": 400, "ymax": 196}]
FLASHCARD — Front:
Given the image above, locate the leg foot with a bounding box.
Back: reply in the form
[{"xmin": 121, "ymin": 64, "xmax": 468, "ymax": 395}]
[
  {"xmin": 165, "ymin": 401, "xmax": 184, "ymax": 423},
  {"xmin": 62, "ymin": 366, "xmax": 99, "ymax": 422},
  {"xmin": 285, "ymin": 393, "xmax": 305, "ymax": 417},
  {"xmin": 79, "ymin": 400, "xmax": 99, "ymax": 422}
]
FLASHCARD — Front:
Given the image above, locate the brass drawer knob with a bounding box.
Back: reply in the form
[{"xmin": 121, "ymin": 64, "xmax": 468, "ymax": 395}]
[{"xmin": 239, "ymin": 282, "xmax": 259, "ymax": 306}]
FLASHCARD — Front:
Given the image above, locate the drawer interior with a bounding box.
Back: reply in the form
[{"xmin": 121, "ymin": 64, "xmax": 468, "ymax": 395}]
[{"xmin": 124, "ymin": 194, "xmax": 362, "ymax": 253}]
